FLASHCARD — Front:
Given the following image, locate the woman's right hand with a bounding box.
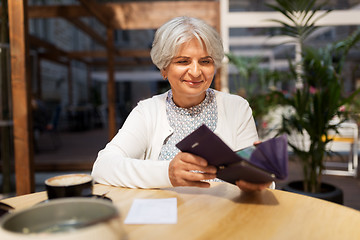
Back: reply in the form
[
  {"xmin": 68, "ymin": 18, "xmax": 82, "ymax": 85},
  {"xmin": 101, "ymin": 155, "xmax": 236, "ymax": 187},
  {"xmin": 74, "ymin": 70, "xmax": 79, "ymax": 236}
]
[{"xmin": 169, "ymin": 152, "xmax": 217, "ymax": 188}]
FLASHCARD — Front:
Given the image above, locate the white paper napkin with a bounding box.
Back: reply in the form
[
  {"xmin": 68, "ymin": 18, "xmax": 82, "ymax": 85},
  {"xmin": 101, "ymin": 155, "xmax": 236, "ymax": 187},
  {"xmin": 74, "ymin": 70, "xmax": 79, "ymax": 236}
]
[{"xmin": 124, "ymin": 198, "xmax": 178, "ymax": 224}]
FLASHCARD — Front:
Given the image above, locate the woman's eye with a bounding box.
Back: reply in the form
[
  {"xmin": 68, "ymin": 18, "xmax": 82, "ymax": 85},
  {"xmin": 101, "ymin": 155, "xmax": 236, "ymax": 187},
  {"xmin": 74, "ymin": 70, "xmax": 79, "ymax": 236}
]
[
  {"xmin": 200, "ymin": 59, "xmax": 213, "ymax": 65},
  {"xmin": 176, "ymin": 60, "xmax": 189, "ymax": 64}
]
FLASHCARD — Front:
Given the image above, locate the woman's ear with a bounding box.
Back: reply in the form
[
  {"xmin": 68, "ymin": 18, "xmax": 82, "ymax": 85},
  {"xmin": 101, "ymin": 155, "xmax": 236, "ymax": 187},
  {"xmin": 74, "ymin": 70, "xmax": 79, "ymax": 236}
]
[{"xmin": 160, "ymin": 69, "xmax": 167, "ymax": 80}]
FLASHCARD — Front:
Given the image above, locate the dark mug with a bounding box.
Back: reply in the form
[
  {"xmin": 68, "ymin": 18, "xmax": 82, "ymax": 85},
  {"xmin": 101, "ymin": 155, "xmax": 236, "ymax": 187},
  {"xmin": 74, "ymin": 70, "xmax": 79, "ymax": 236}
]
[{"xmin": 45, "ymin": 174, "xmax": 93, "ymax": 199}]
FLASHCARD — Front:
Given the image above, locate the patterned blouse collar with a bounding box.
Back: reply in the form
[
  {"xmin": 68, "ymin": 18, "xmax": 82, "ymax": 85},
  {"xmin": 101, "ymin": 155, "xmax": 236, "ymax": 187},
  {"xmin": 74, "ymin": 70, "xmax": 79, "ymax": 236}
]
[
  {"xmin": 158, "ymin": 88, "xmax": 217, "ymax": 161},
  {"xmin": 167, "ymin": 89, "xmax": 214, "ymax": 114}
]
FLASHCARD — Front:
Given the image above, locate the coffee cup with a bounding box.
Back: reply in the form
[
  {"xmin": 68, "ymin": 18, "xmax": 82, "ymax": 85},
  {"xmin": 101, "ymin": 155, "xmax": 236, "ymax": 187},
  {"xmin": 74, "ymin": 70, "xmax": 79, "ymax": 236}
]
[{"xmin": 45, "ymin": 173, "xmax": 93, "ymax": 199}]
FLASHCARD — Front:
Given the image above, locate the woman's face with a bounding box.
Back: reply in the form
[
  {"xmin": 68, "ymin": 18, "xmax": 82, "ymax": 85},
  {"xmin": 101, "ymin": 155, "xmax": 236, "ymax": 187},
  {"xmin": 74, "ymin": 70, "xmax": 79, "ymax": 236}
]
[{"xmin": 162, "ymin": 38, "xmax": 216, "ymax": 108}]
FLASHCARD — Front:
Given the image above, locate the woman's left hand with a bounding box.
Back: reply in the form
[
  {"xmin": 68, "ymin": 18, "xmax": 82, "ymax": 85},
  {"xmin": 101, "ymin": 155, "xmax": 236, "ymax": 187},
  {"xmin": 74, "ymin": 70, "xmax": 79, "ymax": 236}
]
[
  {"xmin": 235, "ymin": 180, "xmax": 272, "ymax": 192},
  {"xmin": 235, "ymin": 141, "xmax": 272, "ymax": 192}
]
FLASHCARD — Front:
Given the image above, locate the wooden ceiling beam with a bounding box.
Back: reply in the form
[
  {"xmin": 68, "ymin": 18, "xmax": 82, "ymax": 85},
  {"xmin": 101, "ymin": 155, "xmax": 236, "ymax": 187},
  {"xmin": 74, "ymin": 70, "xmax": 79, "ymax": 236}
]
[
  {"xmin": 38, "ymin": 53, "xmax": 69, "ymax": 66},
  {"xmin": 27, "ymin": 1, "xmax": 220, "ymax": 30},
  {"xmin": 65, "ymin": 17, "xmax": 107, "ymax": 47},
  {"xmin": 68, "ymin": 50, "xmax": 108, "ymax": 59},
  {"xmin": 30, "ymin": 36, "xmax": 150, "ymax": 64},
  {"xmin": 68, "ymin": 49, "xmax": 151, "ymax": 59},
  {"xmin": 104, "ymin": 1, "xmax": 220, "ymax": 30},
  {"xmin": 90, "ymin": 59, "xmax": 153, "ymax": 67},
  {"xmin": 29, "ymin": 35, "xmax": 68, "ymax": 57},
  {"xmin": 29, "ymin": 35, "xmax": 88, "ymax": 64},
  {"xmin": 27, "ymin": 5, "xmax": 90, "ymax": 18},
  {"xmin": 26, "ymin": 1, "xmax": 219, "ymax": 68},
  {"xmin": 77, "ymin": 0, "xmax": 112, "ymax": 28},
  {"xmin": 115, "ymin": 49, "xmax": 150, "ymax": 58}
]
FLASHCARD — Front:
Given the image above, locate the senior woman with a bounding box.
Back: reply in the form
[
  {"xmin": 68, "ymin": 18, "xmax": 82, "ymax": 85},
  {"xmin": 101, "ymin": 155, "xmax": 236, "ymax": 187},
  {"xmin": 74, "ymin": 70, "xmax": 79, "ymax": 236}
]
[{"xmin": 91, "ymin": 16, "xmax": 272, "ymax": 192}]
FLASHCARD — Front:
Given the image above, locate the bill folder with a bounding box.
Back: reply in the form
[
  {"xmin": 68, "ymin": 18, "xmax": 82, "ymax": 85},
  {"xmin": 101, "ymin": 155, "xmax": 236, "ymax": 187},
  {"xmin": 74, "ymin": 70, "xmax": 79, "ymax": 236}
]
[{"xmin": 176, "ymin": 124, "xmax": 288, "ymax": 184}]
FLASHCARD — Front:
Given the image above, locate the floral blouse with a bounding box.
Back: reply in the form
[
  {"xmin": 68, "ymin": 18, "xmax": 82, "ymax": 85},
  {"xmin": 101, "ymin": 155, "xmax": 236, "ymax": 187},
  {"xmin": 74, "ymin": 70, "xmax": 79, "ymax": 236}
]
[{"xmin": 159, "ymin": 89, "xmax": 218, "ymax": 161}]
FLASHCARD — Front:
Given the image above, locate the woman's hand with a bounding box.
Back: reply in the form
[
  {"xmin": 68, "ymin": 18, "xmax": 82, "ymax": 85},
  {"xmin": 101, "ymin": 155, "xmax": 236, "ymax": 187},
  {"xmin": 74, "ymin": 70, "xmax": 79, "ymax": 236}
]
[
  {"xmin": 236, "ymin": 180, "xmax": 272, "ymax": 192},
  {"xmin": 169, "ymin": 152, "xmax": 217, "ymax": 188},
  {"xmin": 235, "ymin": 141, "xmax": 272, "ymax": 192}
]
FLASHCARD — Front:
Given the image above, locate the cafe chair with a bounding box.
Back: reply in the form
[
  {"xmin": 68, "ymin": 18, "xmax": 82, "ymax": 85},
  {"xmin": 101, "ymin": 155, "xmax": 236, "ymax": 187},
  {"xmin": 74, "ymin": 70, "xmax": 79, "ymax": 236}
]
[{"xmin": 323, "ymin": 121, "xmax": 358, "ymax": 177}]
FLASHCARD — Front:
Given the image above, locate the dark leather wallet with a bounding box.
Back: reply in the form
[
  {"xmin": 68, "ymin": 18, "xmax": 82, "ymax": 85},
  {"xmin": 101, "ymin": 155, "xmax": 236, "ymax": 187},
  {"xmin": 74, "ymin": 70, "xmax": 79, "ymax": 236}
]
[{"xmin": 176, "ymin": 124, "xmax": 288, "ymax": 184}]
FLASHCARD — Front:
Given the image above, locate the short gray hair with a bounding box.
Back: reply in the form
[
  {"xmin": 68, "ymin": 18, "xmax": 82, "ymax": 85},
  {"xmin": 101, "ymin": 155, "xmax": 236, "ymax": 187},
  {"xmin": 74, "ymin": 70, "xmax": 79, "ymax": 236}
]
[{"xmin": 150, "ymin": 16, "xmax": 224, "ymax": 70}]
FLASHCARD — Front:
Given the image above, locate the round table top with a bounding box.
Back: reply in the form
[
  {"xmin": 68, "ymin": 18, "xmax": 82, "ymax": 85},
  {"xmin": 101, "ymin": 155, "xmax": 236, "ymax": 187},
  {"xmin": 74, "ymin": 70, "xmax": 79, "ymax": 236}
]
[{"xmin": 1, "ymin": 182, "xmax": 360, "ymax": 240}]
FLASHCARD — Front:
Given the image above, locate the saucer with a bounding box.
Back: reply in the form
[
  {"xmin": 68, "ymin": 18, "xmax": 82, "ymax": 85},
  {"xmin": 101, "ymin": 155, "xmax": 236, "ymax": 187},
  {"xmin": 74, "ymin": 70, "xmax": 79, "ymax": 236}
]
[
  {"xmin": 0, "ymin": 202, "xmax": 14, "ymax": 217},
  {"xmin": 89, "ymin": 194, "xmax": 112, "ymax": 202},
  {"xmin": 38, "ymin": 195, "xmax": 112, "ymax": 205}
]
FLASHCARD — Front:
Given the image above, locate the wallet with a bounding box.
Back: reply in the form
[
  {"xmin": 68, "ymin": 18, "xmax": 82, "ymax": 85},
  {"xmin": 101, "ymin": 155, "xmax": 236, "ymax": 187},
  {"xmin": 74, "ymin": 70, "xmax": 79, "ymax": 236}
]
[{"xmin": 176, "ymin": 124, "xmax": 288, "ymax": 184}]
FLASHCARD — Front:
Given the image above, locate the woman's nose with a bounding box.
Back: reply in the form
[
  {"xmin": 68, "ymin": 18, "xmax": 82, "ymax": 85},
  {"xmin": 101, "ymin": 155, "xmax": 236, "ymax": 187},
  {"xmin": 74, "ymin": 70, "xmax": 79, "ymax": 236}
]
[{"xmin": 188, "ymin": 62, "xmax": 201, "ymax": 78}]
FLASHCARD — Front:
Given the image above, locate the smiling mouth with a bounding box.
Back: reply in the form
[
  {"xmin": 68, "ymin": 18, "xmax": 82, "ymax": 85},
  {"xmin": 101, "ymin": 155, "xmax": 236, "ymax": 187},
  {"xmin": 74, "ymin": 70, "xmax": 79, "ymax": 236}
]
[{"xmin": 183, "ymin": 80, "xmax": 204, "ymax": 85}]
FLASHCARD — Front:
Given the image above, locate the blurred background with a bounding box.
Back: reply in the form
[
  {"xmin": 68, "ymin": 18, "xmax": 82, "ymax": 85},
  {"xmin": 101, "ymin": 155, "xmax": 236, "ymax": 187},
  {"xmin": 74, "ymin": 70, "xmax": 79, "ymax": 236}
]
[{"xmin": 0, "ymin": 0, "xmax": 359, "ymax": 210}]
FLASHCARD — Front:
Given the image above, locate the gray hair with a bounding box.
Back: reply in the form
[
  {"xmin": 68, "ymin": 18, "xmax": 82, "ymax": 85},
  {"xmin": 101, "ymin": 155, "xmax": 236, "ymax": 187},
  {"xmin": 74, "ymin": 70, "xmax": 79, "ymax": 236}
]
[{"xmin": 150, "ymin": 16, "xmax": 224, "ymax": 70}]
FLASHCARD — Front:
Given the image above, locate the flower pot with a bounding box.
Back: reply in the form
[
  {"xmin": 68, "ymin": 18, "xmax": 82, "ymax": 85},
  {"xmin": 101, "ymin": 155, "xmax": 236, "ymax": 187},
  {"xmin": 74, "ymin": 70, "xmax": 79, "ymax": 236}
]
[{"xmin": 282, "ymin": 180, "xmax": 343, "ymax": 205}]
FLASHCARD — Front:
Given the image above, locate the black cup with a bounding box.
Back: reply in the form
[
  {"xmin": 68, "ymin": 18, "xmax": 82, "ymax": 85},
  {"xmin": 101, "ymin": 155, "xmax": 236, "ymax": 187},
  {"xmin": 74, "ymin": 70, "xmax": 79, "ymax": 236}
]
[{"xmin": 45, "ymin": 174, "xmax": 93, "ymax": 199}]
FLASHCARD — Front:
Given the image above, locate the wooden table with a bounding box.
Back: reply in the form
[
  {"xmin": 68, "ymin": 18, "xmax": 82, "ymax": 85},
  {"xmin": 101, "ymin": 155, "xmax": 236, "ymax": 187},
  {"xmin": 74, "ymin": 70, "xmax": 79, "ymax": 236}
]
[{"xmin": 1, "ymin": 182, "xmax": 360, "ymax": 240}]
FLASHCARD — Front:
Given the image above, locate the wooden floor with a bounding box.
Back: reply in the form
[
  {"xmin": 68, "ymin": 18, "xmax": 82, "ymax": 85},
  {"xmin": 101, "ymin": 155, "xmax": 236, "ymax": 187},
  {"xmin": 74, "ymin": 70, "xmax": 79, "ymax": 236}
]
[{"xmin": 3, "ymin": 127, "xmax": 360, "ymax": 211}]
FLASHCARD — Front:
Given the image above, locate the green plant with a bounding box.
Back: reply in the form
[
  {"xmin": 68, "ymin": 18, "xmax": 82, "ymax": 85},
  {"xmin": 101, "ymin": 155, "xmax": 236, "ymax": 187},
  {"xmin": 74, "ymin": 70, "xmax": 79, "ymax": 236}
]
[
  {"xmin": 267, "ymin": 0, "xmax": 360, "ymax": 193},
  {"xmin": 267, "ymin": 0, "xmax": 331, "ymax": 89},
  {"xmin": 274, "ymin": 40, "xmax": 360, "ymax": 193},
  {"xmin": 226, "ymin": 53, "xmax": 287, "ymax": 137}
]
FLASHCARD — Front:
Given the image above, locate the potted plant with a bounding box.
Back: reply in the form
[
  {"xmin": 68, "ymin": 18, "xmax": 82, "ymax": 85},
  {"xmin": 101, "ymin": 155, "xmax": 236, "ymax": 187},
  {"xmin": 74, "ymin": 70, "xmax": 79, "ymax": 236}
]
[
  {"xmin": 226, "ymin": 53, "xmax": 287, "ymax": 138},
  {"xmin": 266, "ymin": 0, "xmax": 360, "ymax": 203}
]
